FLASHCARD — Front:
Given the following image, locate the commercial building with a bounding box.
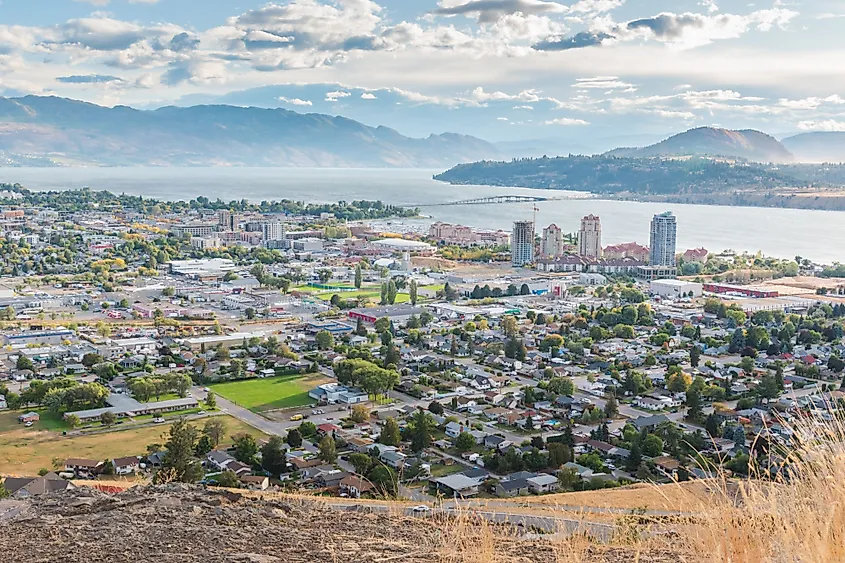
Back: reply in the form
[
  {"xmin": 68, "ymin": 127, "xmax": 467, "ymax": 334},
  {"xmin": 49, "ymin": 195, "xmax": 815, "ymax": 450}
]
[
  {"xmin": 649, "ymin": 212, "xmax": 677, "ymax": 267},
  {"xmin": 65, "ymin": 394, "xmax": 199, "ymax": 423},
  {"xmin": 347, "ymin": 305, "xmax": 424, "ymax": 325},
  {"xmin": 702, "ymin": 283, "xmax": 779, "ymax": 298},
  {"xmin": 536, "ymin": 256, "xmax": 644, "ymax": 275},
  {"xmin": 218, "ymin": 210, "xmax": 239, "ymax": 231},
  {"xmin": 170, "ymin": 223, "xmax": 216, "ymax": 237},
  {"xmin": 428, "ymin": 222, "xmax": 509, "ymax": 248},
  {"xmin": 578, "ymin": 215, "xmax": 602, "ymax": 259},
  {"xmin": 650, "ymin": 279, "xmax": 703, "ymax": 299},
  {"xmin": 261, "ymin": 221, "xmax": 286, "ymax": 244},
  {"xmin": 1, "ymin": 329, "xmax": 73, "ymax": 347},
  {"xmin": 511, "ymin": 220, "xmax": 535, "ymax": 267},
  {"xmin": 167, "ymin": 258, "xmax": 237, "ymax": 279},
  {"xmin": 540, "ymin": 224, "xmax": 563, "ymax": 258}
]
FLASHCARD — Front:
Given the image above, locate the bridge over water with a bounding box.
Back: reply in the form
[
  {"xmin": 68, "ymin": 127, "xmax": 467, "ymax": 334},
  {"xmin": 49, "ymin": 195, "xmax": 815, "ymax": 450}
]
[{"xmin": 412, "ymin": 194, "xmax": 564, "ymax": 207}]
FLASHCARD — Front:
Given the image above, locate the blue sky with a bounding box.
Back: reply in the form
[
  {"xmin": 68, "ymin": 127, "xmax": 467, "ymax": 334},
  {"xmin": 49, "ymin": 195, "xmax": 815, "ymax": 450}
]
[{"xmin": 1, "ymin": 0, "xmax": 844, "ymax": 144}]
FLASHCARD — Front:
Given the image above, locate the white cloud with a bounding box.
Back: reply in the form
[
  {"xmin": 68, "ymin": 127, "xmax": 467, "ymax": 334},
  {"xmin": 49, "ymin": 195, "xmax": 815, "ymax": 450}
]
[
  {"xmin": 497, "ymin": 116, "xmax": 509, "ymax": 121},
  {"xmin": 797, "ymin": 120, "xmax": 845, "ymax": 132},
  {"xmin": 513, "ymin": 105, "xmax": 534, "ymax": 109},
  {"xmin": 279, "ymin": 96, "xmax": 313, "ymax": 106},
  {"xmin": 325, "ymin": 90, "xmax": 351, "ymax": 101},
  {"xmin": 545, "ymin": 117, "xmax": 589, "ymax": 125},
  {"xmin": 360, "ymin": 92, "xmax": 377, "ymax": 99}
]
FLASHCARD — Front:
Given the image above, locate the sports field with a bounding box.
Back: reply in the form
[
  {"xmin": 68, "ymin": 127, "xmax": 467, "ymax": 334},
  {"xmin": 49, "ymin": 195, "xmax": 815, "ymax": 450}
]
[
  {"xmin": 210, "ymin": 373, "xmax": 330, "ymax": 412},
  {"xmin": 0, "ymin": 414, "xmax": 264, "ymax": 476}
]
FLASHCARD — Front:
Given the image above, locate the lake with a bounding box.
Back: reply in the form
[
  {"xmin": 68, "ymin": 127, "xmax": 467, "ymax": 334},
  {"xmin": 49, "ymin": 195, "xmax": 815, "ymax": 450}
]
[{"xmin": 3, "ymin": 167, "xmax": 844, "ymax": 263}]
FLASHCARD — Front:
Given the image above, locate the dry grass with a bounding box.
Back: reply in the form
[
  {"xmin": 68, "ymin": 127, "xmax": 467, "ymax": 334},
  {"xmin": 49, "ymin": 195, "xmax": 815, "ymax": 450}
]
[
  {"xmin": 0, "ymin": 415, "xmax": 266, "ymax": 476},
  {"xmin": 518, "ymin": 481, "xmax": 713, "ymax": 512},
  {"xmin": 664, "ymin": 414, "xmax": 845, "ymax": 562}
]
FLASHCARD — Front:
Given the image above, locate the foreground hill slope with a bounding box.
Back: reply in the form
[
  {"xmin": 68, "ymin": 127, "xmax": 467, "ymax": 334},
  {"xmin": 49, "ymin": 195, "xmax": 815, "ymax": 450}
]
[
  {"xmin": 0, "ymin": 96, "xmax": 500, "ymax": 167},
  {"xmin": 0, "ymin": 485, "xmax": 683, "ymax": 563},
  {"xmin": 606, "ymin": 127, "xmax": 794, "ymax": 163}
]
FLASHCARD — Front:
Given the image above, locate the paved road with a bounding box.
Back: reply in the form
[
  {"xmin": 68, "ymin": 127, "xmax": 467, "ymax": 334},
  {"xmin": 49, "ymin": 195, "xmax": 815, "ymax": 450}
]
[{"xmin": 325, "ymin": 500, "xmax": 617, "ymax": 538}]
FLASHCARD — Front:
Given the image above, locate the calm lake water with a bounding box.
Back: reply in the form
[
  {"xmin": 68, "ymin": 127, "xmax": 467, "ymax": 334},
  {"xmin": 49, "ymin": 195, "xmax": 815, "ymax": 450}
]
[{"xmin": 3, "ymin": 167, "xmax": 844, "ymax": 263}]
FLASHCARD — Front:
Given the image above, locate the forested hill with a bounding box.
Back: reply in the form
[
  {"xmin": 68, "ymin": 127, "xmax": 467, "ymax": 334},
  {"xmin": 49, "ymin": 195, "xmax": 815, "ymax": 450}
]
[{"xmin": 433, "ymin": 155, "xmax": 809, "ymax": 194}]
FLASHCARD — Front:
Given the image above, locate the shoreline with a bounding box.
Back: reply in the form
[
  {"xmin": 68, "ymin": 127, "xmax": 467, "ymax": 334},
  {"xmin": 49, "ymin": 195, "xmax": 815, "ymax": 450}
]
[{"xmin": 434, "ymin": 179, "xmax": 845, "ymax": 213}]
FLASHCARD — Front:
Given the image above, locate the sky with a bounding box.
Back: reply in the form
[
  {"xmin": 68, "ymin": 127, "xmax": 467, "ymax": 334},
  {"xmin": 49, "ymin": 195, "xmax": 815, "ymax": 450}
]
[{"xmin": 1, "ymin": 0, "xmax": 845, "ymax": 144}]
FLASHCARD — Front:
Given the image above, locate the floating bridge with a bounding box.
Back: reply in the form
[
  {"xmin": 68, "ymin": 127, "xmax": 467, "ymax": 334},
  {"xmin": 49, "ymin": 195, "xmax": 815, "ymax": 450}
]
[{"xmin": 414, "ymin": 194, "xmax": 563, "ymax": 207}]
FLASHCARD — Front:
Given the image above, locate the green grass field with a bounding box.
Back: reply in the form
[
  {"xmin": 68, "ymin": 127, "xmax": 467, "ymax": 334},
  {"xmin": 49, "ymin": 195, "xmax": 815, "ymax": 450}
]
[
  {"xmin": 314, "ymin": 290, "xmax": 411, "ymax": 304},
  {"xmin": 210, "ymin": 373, "xmax": 330, "ymax": 412}
]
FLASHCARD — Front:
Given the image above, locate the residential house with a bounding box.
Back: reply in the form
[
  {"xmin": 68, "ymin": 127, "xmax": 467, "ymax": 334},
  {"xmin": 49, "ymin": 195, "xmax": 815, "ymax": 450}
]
[
  {"xmin": 432, "ymin": 474, "xmax": 480, "ymax": 497},
  {"xmin": 112, "ymin": 456, "xmax": 140, "ymax": 475},
  {"xmin": 339, "ymin": 474, "xmax": 375, "ymax": 498},
  {"xmin": 527, "ymin": 474, "xmax": 560, "ymax": 494},
  {"xmin": 18, "ymin": 412, "xmax": 39, "ymax": 424},
  {"xmin": 379, "ymin": 450, "xmax": 407, "ymax": 470},
  {"xmin": 64, "ymin": 458, "xmax": 102, "ymax": 476},
  {"xmin": 496, "ymin": 478, "xmax": 530, "ymax": 497},
  {"xmin": 2, "ymin": 473, "xmax": 75, "ymax": 498}
]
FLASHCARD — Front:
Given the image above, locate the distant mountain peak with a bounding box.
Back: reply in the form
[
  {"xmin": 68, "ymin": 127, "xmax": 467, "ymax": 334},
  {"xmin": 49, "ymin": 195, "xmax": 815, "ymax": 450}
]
[{"xmin": 606, "ymin": 126, "xmax": 794, "ymax": 163}]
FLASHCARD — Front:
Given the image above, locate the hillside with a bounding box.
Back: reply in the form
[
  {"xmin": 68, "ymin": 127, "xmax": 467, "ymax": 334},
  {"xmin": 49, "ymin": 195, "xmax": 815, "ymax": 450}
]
[
  {"xmin": 0, "ymin": 485, "xmax": 683, "ymax": 563},
  {"xmin": 434, "ymin": 155, "xmax": 799, "ymax": 195},
  {"xmin": 782, "ymin": 132, "xmax": 845, "ymax": 163},
  {"xmin": 606, "ymin": 127, "xmax": 794, "ymax": 163},
  {"xmin": 0, "ymin": 96, "xmax": 501, "ymax": 168}
]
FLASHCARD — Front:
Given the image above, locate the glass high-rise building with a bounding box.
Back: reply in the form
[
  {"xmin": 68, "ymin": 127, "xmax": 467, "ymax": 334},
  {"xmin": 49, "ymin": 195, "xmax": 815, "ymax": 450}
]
[{"xmin": 649, "ymin": 212, "xmax": 677, "ymax": 266}]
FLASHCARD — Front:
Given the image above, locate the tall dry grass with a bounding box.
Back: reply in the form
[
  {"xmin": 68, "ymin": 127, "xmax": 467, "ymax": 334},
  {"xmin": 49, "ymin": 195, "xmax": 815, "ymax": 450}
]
[{"xmin": 670, "ymin": 412, "xmax": 845, "ymax": 562}]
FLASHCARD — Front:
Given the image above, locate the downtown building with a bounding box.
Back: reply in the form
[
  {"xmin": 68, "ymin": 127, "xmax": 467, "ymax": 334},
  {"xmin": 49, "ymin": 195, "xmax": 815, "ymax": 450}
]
[
  {"xmin": 578, "ymin": 215, "xmax": 602, "ymax": 258},
  {"xmin": 639, "ymin": 212, "xmax": 678, "ymax": 280},
  {"xmin": 540, "ymin": 224, "xmax": 564, "ymax": 258},
  {"xmin": 511, "ymin": 220, "xmax": 535, "ymax": 267}
]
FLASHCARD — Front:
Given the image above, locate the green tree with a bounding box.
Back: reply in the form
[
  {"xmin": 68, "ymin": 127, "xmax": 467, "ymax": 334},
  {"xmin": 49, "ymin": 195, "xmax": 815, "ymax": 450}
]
[
  {"xmin": 641, "ymin": 434, "xmax": 664, "ymax": 457},
  {"xmin": 318, "ymin": 434, "xmax": 337, "ymax": 463},
  {"xmin": 299, "ymin": 421, "xmax": 317, "ymax": 438},
  {"xmin": 368, "ymin": 465, "xmax": 398, "ymax": 496},
  {"xmin": 387, "ymin": 280, "xmax": 398, "ymax": 305},
  {"xmin": 546, "ymin": 376, "xmax": 575, "ymax": 396},
  {"xmin": 16, "ymin": 355, "xmax": 34, "ymax": 372},
  {"xmin": 216, "ymin": 470, "xmax": 241, "ymax": 488},
  {"xmin": 202, "ymin": 418, "xmax": 226, "ymax": 447},
  {"xmin": 354, "ymin": 264, "xmax": 363, "ymax": 289},
  {"xmin": 206, "ymin": 391, "xmax": 217, "ymax": 409},
  {"xmin": 194, "ymin": 435, "xmax": 214, "ymax": 456},
  {"xmin": 626, "ymin": 442, "xmax": 643, "ymax": 473},
  {"xmin": 409, "ymin": 279, "xmax": 418, "ymax": 306},
  {"xmin": 315, "ymin": 330, "xmax": 334, "ymax": 350},
  {"xmin": 100, "ymin": 411, "xmax": 116, "ymax": 427},
  {"xmin": 689, "ymin": 346, "xmax": 701, "ymax": 368},
  {"xmin": 348, "ymin": 453, "xmax": 374, "ymax": 475},
  {"xmin": 65, "ymin": 414, "xmax": 81, "ymax": 428},
  {"xmin": 407, "ymin": 409, "xmax": 436, "ymax": 452},
  {"xmin": 455, "ymin": 432, "xmax": 476, "ymax": 452},
  {"xmin": 380, "ymin": 417, "xmax": 401, "ymax": 447},
  {"xmin": 261, "ymin": 436, "xmax": 288, "ymax": 477},
  {"xmin": 233, "ymin": 434, "xmax": 259, "ymax": 464},
  {"xmin": 286, "ymin": 428, "xmax": 303, "ymax": 448},
  {"xmin": 604, "ymin": 395, "xmax": 619, "ymax": 419},
  {"xmin": 159, "ymin": 418, "xmax": 203, "ymax": 483}
]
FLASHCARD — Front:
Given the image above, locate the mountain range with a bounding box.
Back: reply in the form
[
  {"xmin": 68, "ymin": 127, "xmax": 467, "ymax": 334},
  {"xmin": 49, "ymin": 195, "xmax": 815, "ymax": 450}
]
[
  {"xmin": 0, "ymin": 96, "xmax": 501, "ymax": 168},
  {"xmin": 1, "ymin": 95, "xmax": 844, "ymax": 167}
]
